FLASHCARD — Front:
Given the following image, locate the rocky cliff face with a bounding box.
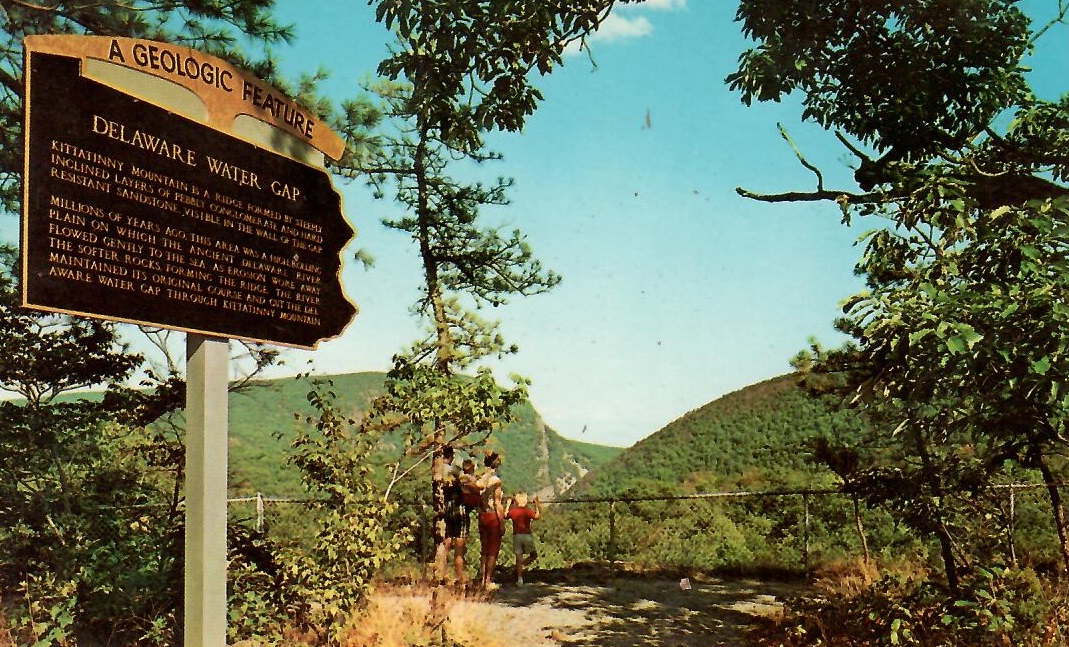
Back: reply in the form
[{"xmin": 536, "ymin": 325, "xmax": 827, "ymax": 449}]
[{"xmin": 528, "ymin": 411, "xmax": 595, "ymax": 500}]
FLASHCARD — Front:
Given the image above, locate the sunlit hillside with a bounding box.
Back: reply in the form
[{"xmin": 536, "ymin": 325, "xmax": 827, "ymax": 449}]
[
  {"xmin": 569, "ymin": 374, "xmax": 868, "ymax": 497},
  {"xmin": 227, "ymin": 371, "xmax": 623, "ymax": 498}
]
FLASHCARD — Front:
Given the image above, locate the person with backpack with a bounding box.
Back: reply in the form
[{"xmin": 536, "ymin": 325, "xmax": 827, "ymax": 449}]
[
  {"xmin": 438, "ymin": 445, "xmax": 469, "ymax": 586},
  {"xmin": 459, "ymin": 458, "xmax": 482, "ymax": 511}
]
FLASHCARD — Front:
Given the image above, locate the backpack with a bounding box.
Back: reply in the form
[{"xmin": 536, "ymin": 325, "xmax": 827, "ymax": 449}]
[{"xmin": 461, "ymin": 488, "xmax": 483, "ymax": 509}]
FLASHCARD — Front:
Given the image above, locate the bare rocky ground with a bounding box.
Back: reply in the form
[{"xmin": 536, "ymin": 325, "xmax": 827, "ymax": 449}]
[{"xmin": 455, "ymin": 571, "xmax": 805, "ymax": 647}]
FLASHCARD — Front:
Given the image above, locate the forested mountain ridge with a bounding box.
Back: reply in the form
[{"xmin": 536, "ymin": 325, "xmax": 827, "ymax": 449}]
[
  {"xmin": 226, "ymin": 371, "xmax": 623, "ymax": 498},
  {"xmin": 568, "ymin": 373, "xmax": 867, "ymax": 498}
]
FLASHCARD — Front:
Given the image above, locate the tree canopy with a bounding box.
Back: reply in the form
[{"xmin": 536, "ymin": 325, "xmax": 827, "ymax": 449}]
[{"xmin": 731, "ymin": 0, "xmax": 1069, "ymax": 587}]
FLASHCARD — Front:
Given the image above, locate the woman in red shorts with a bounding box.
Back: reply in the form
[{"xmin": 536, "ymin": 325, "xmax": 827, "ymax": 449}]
[{"xmin": 476, "ymin": 451, "xmax": 505, "ymax": 590}]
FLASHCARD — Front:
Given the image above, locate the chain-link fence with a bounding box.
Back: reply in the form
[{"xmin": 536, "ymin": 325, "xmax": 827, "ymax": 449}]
[{"xmin": 226, "ymin": 482, "xmax": 1065, "ymax": 580}]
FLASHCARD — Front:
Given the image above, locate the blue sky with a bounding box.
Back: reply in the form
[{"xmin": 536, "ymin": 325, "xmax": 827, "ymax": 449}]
[
  {"xmin": 255, "ymin": 0, "xmax": 863, "ymax": 448},
  {"xmin": 6, "ymin": 1, "xmax": 1063, "ymax": 448},
  {"xmin": 256, "ymin": 0, "xmax": 1069, "ymax": 447},
  {"xmin": 3, "ymin": 3, "xmax": 1064, "ymax": 450},
  {"xmin": 261, "ymin": 1, "xmax": 1064, "ymax": 447}
]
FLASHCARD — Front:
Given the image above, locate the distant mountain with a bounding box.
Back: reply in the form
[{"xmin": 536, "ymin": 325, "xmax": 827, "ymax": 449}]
[
  {"xmin": 568, "ymin": 374, "xmax": 867, "ymax": 498},
  {"xmin": 226, "ymin": 371, "xmax": 624, "ymax": 498}
]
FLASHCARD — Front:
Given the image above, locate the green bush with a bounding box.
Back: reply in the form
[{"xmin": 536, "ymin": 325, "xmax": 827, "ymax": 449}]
[
  {"xmin": 225, "ymin": 380, "xmax": 405, "ymax": 647},
  {"xmin": 754, "ymin": 565, "xmax": 1068, "ymax": 647},
  {"xmin": 7, "ymin": 571, "xmax": 77, "ymax": 647},
  {"xmin": 942, "ymin": 565, "xmax": 1051, "ymax": 646}
]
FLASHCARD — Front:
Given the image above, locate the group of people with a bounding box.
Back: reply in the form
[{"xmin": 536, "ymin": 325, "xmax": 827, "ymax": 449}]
[{"xmin": 439, "ymin": 446, "xmax": 541, "ymax": 590}]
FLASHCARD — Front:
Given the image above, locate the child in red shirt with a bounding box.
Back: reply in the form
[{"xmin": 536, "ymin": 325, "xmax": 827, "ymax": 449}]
[{"xmin": 505, "ymin": 491, "xmax": 541, "ymax": 585}]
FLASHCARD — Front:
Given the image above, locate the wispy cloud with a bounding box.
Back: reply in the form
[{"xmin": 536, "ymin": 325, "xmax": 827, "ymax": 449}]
[
  {"xmin": 591, "ymin": 14, "xmax": 654, "ymax": 42},
  {"xmin": 621, "ymin": 0, "xmax": 687, "ymax": 10},
  {"xmin": 564, "ymin": 0, "xmax": 686, "ymax": 56}
]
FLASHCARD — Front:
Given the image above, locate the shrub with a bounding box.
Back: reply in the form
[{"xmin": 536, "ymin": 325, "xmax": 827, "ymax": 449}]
[
  {"xmin": 226, "ymin": 379, "xmax": 405, "ymax": 646},
  {"xmin": 753, "ymin": 565, "xmax": 1069, "ymax": 647}
]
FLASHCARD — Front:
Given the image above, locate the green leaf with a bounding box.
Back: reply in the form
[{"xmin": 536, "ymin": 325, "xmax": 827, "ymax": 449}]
[
  {"xmin": 1032, "ymin": 356, "xmax": 1052, "ymax": 375},
  {"xmin": 956, "ymin": 323, "xmax": 983, "ymax": 349},
  {"xmin": 908, "ymin": 328, "xmax": 932, "ymax": 345}
]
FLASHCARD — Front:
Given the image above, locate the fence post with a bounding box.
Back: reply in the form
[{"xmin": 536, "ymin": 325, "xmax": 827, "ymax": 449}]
[
  {"xmin": 803, "ymin": 492, "xmax": 811, "ymax": 577},
  {"xmin": 255, "ymin": 492, "xmax": 264, "ymax": 533},
  {"xmin": 1009, "ymin": 487, "xmax": 1018, "ymax": 567},
  {"xmin": 608, "ymin": 500, "xmax": 617, "ymax": 578}
]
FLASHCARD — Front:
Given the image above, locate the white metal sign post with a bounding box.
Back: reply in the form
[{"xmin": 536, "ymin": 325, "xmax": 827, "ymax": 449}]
[
  {"xmin": 184, "ymin": 335, "xmax": 230, "ymax": 644},
  {"xmin": 21, "ymin": 36, "xmax": 351, "ymax": 646}
]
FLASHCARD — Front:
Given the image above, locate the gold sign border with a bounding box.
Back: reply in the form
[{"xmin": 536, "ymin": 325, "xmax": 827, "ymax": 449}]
[
  {"xmin": 23, "ymin": 35, "xmax": 345, "ymax": 161},
  {"xmin": 21, "ymin": 35, "xmax": 356, "ymax": 350}
]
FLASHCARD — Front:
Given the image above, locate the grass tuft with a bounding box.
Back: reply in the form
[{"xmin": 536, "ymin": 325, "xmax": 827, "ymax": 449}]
[{"xmin": 337, "ymin": 583, "xmax": 510, "ymax": 647}]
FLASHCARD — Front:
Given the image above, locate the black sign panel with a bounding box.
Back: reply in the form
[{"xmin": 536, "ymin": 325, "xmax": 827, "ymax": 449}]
[{"xmin": 23, "ymin": 51, "xmax": 355, "ymax": 348}]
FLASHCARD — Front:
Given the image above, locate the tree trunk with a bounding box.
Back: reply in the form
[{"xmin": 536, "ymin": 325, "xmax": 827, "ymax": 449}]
[
  {"xmin": 413, "ymin": 121, "xmax": 458, "ymax": 609},
  {"xmin": 410, "ymin": 126, "xmax": 453, "ymax": 579},
  {"xmin": 431, "ymin": 438, "xmax": 447, "ymax": 580},
  {"xmin": 1035, "ymin": 451, "xmax": 1069, "ymax": 573},
  {"xmin": 853, "ymin": 494, "xmax": 871, "ymax": 564},
  {"xmin": 935, "ymin": 520, "xmax": 959, "ymax": 593},
  {"xmin": 912, "ymin": 424, "xmax": 959, "ymax": 592}
]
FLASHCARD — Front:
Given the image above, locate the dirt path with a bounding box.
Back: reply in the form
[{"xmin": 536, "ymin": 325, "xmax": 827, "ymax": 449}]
[{"xmin": 456, "ymin": 574, "xmax": 803, "ymax": 647}]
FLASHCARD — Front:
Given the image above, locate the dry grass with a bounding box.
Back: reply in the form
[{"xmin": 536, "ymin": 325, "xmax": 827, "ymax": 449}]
[
  {"xmin": 1, "ymin": 579, "xmax": 514, "ymax": 647},
  {"xmin": 810, "ymin": 556, "xmax": 929, "ymax": 599},
  {"xmin": 337, "ymin": 583, "xmax": 513, "ymax": 647}
]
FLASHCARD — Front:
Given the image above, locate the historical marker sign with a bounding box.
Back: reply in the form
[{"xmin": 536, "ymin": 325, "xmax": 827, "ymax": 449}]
[{"xmin": 22, "ymin": 36, "xmax": 355, "ymax": 349}]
